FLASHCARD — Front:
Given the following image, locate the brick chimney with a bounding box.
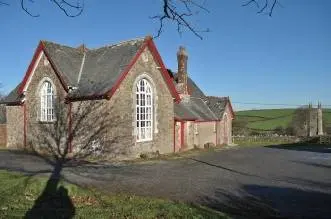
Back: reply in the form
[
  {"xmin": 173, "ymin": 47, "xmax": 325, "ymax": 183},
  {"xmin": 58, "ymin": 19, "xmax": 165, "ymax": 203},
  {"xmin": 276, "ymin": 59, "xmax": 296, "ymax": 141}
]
[{"xmin": 177, "ymin": 46, "xmax": 188, "ymax": 96}]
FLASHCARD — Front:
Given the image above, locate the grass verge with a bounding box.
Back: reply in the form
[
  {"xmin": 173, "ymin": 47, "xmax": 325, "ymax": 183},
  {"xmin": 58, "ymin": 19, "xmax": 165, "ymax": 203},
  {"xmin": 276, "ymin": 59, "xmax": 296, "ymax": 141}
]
[
  {"xmin": 0, "ymin": 170, "xmax": 229, "ymax": 219},
  {"xmin": 233, "ymin": 140, "xmax": 291, "ymax": 147}
]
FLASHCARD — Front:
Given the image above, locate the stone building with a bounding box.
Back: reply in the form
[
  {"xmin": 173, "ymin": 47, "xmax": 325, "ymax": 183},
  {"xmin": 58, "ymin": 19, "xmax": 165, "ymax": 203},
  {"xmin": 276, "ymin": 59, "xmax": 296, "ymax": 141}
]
[
  {"xmin": 291, "ymin": 103, "xmax": 324, "ymax": 137},
  {"xmin": 0, "ymin": 36, "xmax": 234, "ymax": 158},
  {"xmin": 308, "ymin": 103, "xmax": 324, "ymax": 136}
]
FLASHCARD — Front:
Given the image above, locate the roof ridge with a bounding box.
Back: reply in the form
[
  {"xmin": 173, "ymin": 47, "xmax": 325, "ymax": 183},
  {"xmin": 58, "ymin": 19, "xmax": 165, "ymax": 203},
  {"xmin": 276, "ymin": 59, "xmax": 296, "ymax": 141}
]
[
  {"xmin": 41, "ymin": 36, "xmax": 146, "ymax": 51},
  {"xmin": 89, "ymin": 36, "xmax": 146, "ymax": 50},
  {"xmin": 207, "ymin": 95, "xmax": 228, "ymax": 99},
  {"xmin": 41, "ymin": 40, "xmax": 79, "ymax": 50}
]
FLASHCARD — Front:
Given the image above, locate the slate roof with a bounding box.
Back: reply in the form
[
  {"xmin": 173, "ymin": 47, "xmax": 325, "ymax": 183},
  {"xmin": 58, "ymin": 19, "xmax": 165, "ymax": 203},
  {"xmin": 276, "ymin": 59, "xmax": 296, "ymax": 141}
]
[
  {"xmin": 174, "ymin": 97, "xmax": 217, "ymax": 121},
  {"xmin": 42, "ymin": 41, "xmax": 84, "ymax": 86},
  {"xmin": 203, "ymin": 96, "xmax": 229, "ymax": 118},
  {"xmin": 43, "ymin": 38, "xmax": 145, "ymax": 98},
  {"xmin": 171, "ymin": 72, "xmax": 231, "ymax": 121},
  {"xmin": 171, "ymin": 72, "xmax": 205, "ymax": 98},
  {"xmin": 1, "ymin": 38, "xmax": 145, "ymax": 104},
  {"xmin": 2, "ymin": 37, "xmax": 233, "ymax": 122},
  {"xmin": 0, "ymin": 83, "xmax": 22, "ymax": 104}
]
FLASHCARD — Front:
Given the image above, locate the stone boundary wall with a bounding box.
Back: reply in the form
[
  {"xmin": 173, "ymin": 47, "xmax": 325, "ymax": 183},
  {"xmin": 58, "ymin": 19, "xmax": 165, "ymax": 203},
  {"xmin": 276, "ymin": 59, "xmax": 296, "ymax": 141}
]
[{"xmin": 0, "ymin": 124, "xmax": 6, "ymax": 147}]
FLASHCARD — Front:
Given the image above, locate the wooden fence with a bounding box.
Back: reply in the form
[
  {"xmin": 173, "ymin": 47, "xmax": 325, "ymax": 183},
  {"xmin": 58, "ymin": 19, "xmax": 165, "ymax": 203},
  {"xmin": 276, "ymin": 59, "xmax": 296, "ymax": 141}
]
[{"xmin": 0, "ymin": 124, "xmax": 6, "ymax": 147}]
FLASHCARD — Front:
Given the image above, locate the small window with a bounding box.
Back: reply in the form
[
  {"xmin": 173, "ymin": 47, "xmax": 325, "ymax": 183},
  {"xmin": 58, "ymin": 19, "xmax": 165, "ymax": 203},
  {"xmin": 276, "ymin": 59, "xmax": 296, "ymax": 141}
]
[
  {"xmin": 214, "ymin": 122, "xmax": 217, "ymax": 132},
  {"xmin": 40, "ymin": 81, "xmax": 55, "ymax": 122},
  {"xmin": 194, "ymin": 123, "xmax": 198, "ymax": 134}
]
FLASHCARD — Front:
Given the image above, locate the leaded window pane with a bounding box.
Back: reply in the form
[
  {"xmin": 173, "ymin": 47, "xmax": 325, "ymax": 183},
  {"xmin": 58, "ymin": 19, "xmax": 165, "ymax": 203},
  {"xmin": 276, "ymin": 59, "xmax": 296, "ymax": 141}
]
[{"xmin": 136, "ymin": 78, "xmax": 153, "ymax": 141}]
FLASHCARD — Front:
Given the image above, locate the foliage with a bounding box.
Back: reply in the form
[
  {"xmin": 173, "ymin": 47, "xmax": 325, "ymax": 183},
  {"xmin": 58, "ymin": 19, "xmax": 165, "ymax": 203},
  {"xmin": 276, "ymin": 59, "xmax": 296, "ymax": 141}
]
[
  {"xmin": 0, "ymin": 86, "xmax": 6, "ymax": 124},
  {"xmin": 0, "ymin": 170, "xmax": 229, "ymax": 219}
]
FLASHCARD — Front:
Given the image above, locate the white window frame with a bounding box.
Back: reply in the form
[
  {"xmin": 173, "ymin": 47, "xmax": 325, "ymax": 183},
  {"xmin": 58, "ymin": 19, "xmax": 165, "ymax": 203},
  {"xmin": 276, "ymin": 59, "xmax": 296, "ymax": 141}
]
[
  {"xmin": 136, "ymin": 78, "xmax": 153, "ymax": 142},
  {"xmin": 40, "ymin": 81, "xmax": 55, "ymax": 122}
]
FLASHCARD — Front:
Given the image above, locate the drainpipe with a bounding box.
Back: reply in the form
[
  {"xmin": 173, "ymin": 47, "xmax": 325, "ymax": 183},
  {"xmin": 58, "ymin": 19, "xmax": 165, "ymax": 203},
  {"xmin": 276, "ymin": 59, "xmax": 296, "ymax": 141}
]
[
  {"xmin": 68, "ymin": 102, "xmax": 73, "ymax": 153},
  {"xmin": 23, "ymin": 103, "xmax": 27, "ymax": 148}
]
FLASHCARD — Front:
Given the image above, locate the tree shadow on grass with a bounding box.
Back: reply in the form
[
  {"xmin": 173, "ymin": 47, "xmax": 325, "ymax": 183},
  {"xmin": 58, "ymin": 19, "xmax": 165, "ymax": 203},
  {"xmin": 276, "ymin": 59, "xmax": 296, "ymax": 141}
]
[
  {"xmin": 198, "ymin": 184, "xmax": 331, "ymax": 219},
  {"xmin": 24, "ymin": 159, "xmax": 75, "ymax": 219},
  {"xmin": 265, "ymin": 143, "xmax": 331, "ymax": 153}
]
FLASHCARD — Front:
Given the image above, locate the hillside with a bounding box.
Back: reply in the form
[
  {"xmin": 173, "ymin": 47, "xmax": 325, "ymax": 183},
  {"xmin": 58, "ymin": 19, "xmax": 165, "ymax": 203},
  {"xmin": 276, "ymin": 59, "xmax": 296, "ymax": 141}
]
[{"xmin": 235, "ymin": 108, "xmax": 331, "ymax": 132}]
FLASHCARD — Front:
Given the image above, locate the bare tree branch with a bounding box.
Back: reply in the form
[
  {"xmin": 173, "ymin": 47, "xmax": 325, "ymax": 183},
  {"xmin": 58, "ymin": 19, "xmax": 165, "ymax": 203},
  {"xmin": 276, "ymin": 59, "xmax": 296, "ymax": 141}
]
[
  {"xmin": 242, "ymin": 0, "xmax": 280, "ymax": 16},
  {"xmin": 0, "ymin": 1, "xmax": 9, "ymax": 6},
  {"xmin": 21, "ymin": 0, "xmax": 40, "ymax": 17},
  {"xmin": 3, "ymin": 0, "xmax": 84, "ymax": 17},
  {"xmin": 151, "ymin": 0, "xmax": 210, "ymax": 40},
  {"xmin": 50, "ymin": 0, "xmax": 84, "ymax": 17}
]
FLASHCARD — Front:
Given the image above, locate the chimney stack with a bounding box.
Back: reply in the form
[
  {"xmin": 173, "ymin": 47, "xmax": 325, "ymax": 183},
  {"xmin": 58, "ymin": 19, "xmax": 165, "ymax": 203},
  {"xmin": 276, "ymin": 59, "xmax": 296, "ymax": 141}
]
[{"xmin": 177, "ymin": 46, "xmax": 188, "ymax": 96}]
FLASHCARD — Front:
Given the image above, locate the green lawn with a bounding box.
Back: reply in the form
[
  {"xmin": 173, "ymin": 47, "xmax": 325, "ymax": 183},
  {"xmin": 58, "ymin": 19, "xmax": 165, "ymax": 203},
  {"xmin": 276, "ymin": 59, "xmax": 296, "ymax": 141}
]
[
  {"xmin": 235, "ymin": 108, "xmax": 331, "ymax": 131},
  {"xmin": 0, "ymin": 170, "xmax": 229, "ymax": 219}
]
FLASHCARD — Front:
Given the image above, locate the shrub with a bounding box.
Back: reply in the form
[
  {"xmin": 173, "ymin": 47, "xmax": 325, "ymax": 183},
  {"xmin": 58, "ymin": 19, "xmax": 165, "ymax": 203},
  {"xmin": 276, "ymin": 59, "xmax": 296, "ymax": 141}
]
[{"xmin": 204, "ymin": 142, "xmax": 215, "ymax": 149}]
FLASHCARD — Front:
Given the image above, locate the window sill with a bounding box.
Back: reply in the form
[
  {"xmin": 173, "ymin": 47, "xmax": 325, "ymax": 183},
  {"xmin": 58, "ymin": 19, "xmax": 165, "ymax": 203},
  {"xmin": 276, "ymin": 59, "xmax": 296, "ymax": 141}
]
[
  {"xmin": 38, "ymin": 120, "xmax": 56, "ymax": 124},
  {"xmin": 136, "ymin": 139, "xmax": 153, "ymax": 143}
]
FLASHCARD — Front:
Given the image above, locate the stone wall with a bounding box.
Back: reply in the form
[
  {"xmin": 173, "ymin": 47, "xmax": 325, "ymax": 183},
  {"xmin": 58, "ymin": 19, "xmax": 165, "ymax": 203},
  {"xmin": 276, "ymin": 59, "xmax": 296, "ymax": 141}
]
[
  {"xmin": 6, "ymin": 105, "xmax": 24, "ymax": 148},
  {"xmin": 70, "ymin": 47, "xmax": 175, "ymax": 158},
  {"xmin": 24, "ymin": 51, "xmax": 68, "ymax": 149},
  {"xmin": 186, "ymin": 121, "xmax": 195, "ymax": 149},
  {"xmin": 9, "ymin": 46, "xmax": 174, "ymax": 158},
  {"xmin": 194, "ymin": 121, "xmax": 216, "ymax": 147},
  {"xmin": 219, "ymin": 104, "xmax": 233, "ymax": 145},
  {"xmin": 0, "ymin": 124, "xmax": 6, "ymax": 147},
  {"xmin": 102, "ymin": 47, "xmax": 174, "ymax": 158}
]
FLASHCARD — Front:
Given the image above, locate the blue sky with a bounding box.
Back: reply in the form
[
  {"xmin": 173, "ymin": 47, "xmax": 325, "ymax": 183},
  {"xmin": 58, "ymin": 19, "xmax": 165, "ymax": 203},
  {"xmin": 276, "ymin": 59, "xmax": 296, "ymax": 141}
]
[{"xmin": 0, "ymin": 0, "xmax": 330, "ymax": 110}]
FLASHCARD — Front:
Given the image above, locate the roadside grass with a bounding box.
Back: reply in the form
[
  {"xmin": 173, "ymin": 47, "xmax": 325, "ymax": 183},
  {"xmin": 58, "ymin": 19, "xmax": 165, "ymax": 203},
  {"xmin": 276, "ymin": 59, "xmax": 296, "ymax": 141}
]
[
  {"xmin": 233, "ymin": 137, "xmax": 294, "ymax": 147},
  {"xmin": 234, "ymin": 140, "xmax": 290, "ymax": 147},
  {"xmin": 0, "ymin": 170, "xmax": 230, "ymax": 219}
]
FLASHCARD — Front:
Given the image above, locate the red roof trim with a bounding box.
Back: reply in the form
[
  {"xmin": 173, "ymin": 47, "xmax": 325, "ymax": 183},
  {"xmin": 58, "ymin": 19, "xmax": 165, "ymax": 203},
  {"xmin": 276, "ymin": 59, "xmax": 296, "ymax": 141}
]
[
  {"xmin": 103, "ymin": 36, "xmax": 180, "ymax": 102},
  {"xmin": 18, "ymin": 41, "xmax": 68, "ymax": 95},
  {"xmin": 195, "ymin": 120, "xmax": 221, "ymax": 123},
  {"xmin": 66, "ymin": 94, "xmax": 106, "ymax": 102},
  {"xmin": 147, "ymin": 38, "xmax": 181, "ymax": 103},
  {"xmin": 104, "ymin": 38, "xmax": 149, "ymax": 99},
  {"xmin": 174, "ymin": 117, "xmax": 196, "ymax": 121},
  {"xmin": 41, "ymin": 41, "xmax": 69, "ymax": 92},
  {"xmin": 226, "ymin": 97, "xmax": 235, "ymax": 118},
  {"xmin": 18, "ymin": 42, "xmax": 43, "ymax": 94},
  {"xmin": 174, "ymin": 117, "xmax": 222, "ymax": 122}
]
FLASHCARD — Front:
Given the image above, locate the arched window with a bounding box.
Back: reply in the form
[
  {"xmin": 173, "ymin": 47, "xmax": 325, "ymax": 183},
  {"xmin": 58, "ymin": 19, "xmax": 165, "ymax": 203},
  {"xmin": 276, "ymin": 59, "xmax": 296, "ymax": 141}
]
[
  {"xmin": 40, "ymin": 81, "xmax": 55, "ymax": 122},
  {"xmin": 136, "ymin": 78, "xmax": 153, "ymax": 141}
]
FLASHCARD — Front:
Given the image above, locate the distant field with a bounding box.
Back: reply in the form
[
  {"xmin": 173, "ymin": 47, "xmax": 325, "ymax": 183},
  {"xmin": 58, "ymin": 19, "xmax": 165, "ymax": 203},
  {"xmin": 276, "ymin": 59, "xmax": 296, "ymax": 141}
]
[{"xmin": 235, "ymin": 108, "xmax": 331, "ymax": 131}]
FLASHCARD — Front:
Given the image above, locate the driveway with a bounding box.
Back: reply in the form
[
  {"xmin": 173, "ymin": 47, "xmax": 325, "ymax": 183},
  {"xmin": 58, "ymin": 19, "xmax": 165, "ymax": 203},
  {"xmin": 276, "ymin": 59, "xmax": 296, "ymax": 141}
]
[{"xmin": 0, "ymin": 145, "xmax": 331, "ymax": 219}]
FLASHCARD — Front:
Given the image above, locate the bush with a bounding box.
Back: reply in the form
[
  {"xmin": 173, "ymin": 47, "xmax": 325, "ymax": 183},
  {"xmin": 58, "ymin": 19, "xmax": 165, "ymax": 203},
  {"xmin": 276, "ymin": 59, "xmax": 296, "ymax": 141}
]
[
  {"xmin": 139, "ymin": 151, "xmax": 160, "ymax": 159},
  {"xmin": 140, "ymin": 153, "xmax": 148, "ymax": 159},
  {"xmin": 274, "ymin": 126, "xmax": 285, "ymax": 135},
  {"xmin": 204, "ymin": 142, "xmax": 215, "ymax": 149}
]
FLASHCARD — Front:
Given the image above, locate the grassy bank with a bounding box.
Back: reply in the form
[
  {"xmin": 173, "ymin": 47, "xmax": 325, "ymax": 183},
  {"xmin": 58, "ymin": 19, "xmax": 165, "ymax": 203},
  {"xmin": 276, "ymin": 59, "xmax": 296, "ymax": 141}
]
[
  {"xmin": 0, "ymin": 170, "xmax": 229, "ymax": 219},
  {"xmin": 235, "ymin": 108, "xmax": 331, "ymax": 131}
]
